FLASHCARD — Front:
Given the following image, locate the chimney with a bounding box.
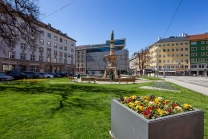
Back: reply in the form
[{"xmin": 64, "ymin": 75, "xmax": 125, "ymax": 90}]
[{"xmin": 158, "ymin": 37, "xmax": 161, "ymax": 40}]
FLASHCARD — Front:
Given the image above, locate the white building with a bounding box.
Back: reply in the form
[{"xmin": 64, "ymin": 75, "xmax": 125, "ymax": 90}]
[{"xmin": 0, "ymin": 23, "xmax": 76, "ymax": 73}]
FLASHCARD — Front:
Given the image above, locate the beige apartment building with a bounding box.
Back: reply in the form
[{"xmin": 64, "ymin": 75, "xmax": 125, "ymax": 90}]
[
  {"xmin": 149, "ymin": 36, "xmax": 190, "ymax": 76},
  {"xmin": 75, "ymin": 47, "xmax": 87, "ymax": 75}
]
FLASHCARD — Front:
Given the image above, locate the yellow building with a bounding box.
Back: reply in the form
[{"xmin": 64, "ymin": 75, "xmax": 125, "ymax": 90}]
[{"xmin": 149, "ymin": 36, "xmax": 190, "ymax": 76}]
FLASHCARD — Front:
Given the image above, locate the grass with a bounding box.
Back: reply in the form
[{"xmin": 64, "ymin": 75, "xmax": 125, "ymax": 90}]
[
  {"xmin": 0, "ymin": 78, "xmax": 207, "ymax": 139},
  {"xmin": 139, "ymin": 76, "xmax": 162, "ymax": 80}
]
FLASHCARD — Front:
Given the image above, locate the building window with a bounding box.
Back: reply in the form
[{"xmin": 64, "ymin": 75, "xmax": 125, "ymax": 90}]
[
  {"xmin": 60, "ymin": 38, "xmax": 62, "ymax": 42},
  {"xmin": 180, "ymin": 48, "xmax": 183, "ymax": 51},
  {"xmin": 54, "ymin": 43, "xmax": 57, "ymax": 48},
  {"xmin": 71, "ymin": 42, "xmax": 74, "ymax": 46},
  {"xmin": 199, "ymin": 58, "xmax": 205, "ymax": 62},
  {"xmin": 59, "ymin": 59, "xmax": 62, "ymax": 63},
  {"xmin": 172, "ymin": 43, "xmax": 174, "ymax": 46},
  {"xmin": 48, "ymin": 33, "xmax": 51, "ymax": 38},
  {"xmin": 191, "ymin": 47, "xmax": 197, "ymax": 51},
  {"xmin": 167, "ymin": 49, "xmax": 170, "ymax": 52},
  {"xmin": 185, "ymin": 48, "xmax": 188, "ymax": 51},
  {"xmin": 176, "ymin": 48, "xmax": 179, "ymax": 51},
  {"xmin": 167, "ymin": 60, "xmax": 170, "ymax": 63},
  {"xmin": 21, "ymin": 43, "xmax": 26, "ymax": 50},
  {"xmin": 54, "ymin": 50, "xmax": 57, "ymax": 55},
  {"xmin": 191, "ymin": 53, "xmax": 197, "ymax": 56},
  {"xmin": 185, "ymin": 53, "xmax": 188, "ymax": 56},
  {"xmin": 206, "ymin": 46, "xmax": 208, "ymax": 50},
  {"xmin": 191, "ymin": 42, "xmax": 197, "ymax": 45},
  {"xmin": 181, "ymin": 54, "xmax": 183, "ymax": 57},
  {"xmin": 180, "ymin": 43, "xmax": 183, "ymax": 45},
  {"xmin": 54, "ymin": 58, "xmax": 57, "ymax": 63},
  {"xmin": 9, "ymin": 42, "xmax": 15, "ymax": 48},
  {"xmin": 54, "ymin": 36, "xmax": 58, "ymax": 41},
  {"xmin": 199, "ymin": 65, "xmax": 205, "ymax": 68},
  {"xmin": 206, "ymin": 41, "xmax": 208, "ymax": 44},
  {"xmin": 47, "ymin": 57, "xmax": 50, "ymax": 62},
  {"xmin": 163, "ymin": 60, "xmax": 166, "ymax": 63},
  {"xmin": 39, "ymin": 39, "xmax": 44, "ymax": 45},
  {"xmin": 185, "ymin": 42, "xmax": 188, "ymax": 45},
  {"xmin": 39, "ymin": 47, "xmax": 43, "ymax": 53},
  {"xmin": 64, "ymin": 53, "xmax": 67, "ymax": 57},
  {"xmin": 201, "ymin": 41, "xmax": 205, "ymax": 44},
  {"xmin": 64, "ymin": 46, "xmax": 67, "ymax": 51},
  {"xmin": 191, "ymin": 65, "xmax": 197, "ymax": 68},
  {"xmin": 71, "ymin": 54, "xmax": 74, "ymax": 58},
  {"xmin": 9, "ymin": 52, "xmax": 15, "ymax": 58},
  {"xmin": 172, "ymin": 54, "xmax": 174, "ymax": 57},
  {"xmin": 59, "ymin": 52, "xmax": 62, "ymax": 57},
  {"xmin": 163, "ymin": 54, "xmax": 166, "ymax": 57},
  {"xmin": 40, "ymin": 30, "xmax": 44, "ymax": 36},
  {"xmin": 59, "ymin": 45, "xmax": 63, "ymax": 50},
  {"xmin": 172, "ymin": 49, "xmax": 174, "ymax": 51},
  {"xmin": 167, "ymin": 44, "xmax": 169, "ymax": 46},
  {"xmin": 176, "ymin": 43, "xmax": 178, "ymax": 46},
  {"xmin": 201, "ymin": 46, "xmax": 205, "ymax": 50},
  {"xmin": 64, "ymin": 59, "xmax": 67, "ymax": 64},
  {"xmin": 30, "ymin": 54, "xmax": 35, "ymax": 61},
  {"xmin": 206, "ymin": 52, "xmax": 208, "ymax": 56},
  {"xmin": 20, "ymin": 53, "xmax": 26, "ymax": 59},
  {"xmin": 39, "ymin": 56, "xmax": 43, "ymax": 61},
  {"xmin": 159, "ymin": 60, "xmax": 161, "ymax": 63},
  {"xmin": 207, "ymin": 58, "xmax": 208, "ymax": 62},
  {"xmin": 181, "ymin": 59, "xmax": 183, "ymax": 63},
  {"xmin": 64, "ymin": 40, "xmax": 67, "ymax": 44},
  {"xmin": 47, "ymin": 49, "xmax": 51, "ymax": 55},
  {"xmin": 191, "ymin": 59, "xmax": 197, "ymax": 62},
  {"xmin": 201, "ymin": 52, "xmax": 205, "ymax": 56},
  {"xmin": 71, "ymin": 48, "xmax": 74, "ymax": 53},
  {"xmin": 47, "ymin": 41, "xmax": 51, "ymax": 47}
]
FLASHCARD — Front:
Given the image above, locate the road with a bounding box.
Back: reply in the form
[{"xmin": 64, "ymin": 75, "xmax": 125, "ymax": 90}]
[{"xmin": 162, "ymin": 76, "xmax": 208, "ymax": 96}]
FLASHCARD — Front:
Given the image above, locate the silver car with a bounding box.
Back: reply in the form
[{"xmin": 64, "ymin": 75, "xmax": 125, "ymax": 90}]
[
  {"xmin": 38, "ymin": 72, "xmax": 54, "ymax": 78},
  {"xmin": 0, "ymin": 73, "xmax": 14, "ymax": 81}
]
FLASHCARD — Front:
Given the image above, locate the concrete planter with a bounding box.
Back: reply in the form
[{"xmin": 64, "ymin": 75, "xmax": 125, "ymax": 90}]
[{"xmin": 111, "ymin": 99, "xmax": 204, "ymax": 139}]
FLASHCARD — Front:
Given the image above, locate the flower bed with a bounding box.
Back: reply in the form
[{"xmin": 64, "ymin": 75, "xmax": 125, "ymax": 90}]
[
  {"xmin": 119, "ymin": 95, "xmax": 193, "ymax": 119},
  {"xmin": 111, "ymin": 95, "xmax": 204, "ymax": 139}
]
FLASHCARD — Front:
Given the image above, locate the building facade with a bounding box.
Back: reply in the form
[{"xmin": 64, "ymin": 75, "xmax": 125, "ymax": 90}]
[
  {"xmin": 189, "ymin": 33, "xmax": 208, "ymax": 76},
  {"xmin": 0, "ymin": 23, "xmax": 76, "ymax": 73},
  {"xmin": 75, "ymin": 38, "xmax": 129, "ymax": 74},
  {"xmin": 149, "ymin": 36, "xmax": 190, "ymax": 75}
]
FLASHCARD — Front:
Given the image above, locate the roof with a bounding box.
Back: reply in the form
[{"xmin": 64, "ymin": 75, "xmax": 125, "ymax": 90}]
[
  {"xmin": 188, "ymin": 33, "xmax": 208, "ymax": 41},
  {"xmin": 156, "ymin": 37, "xmax": 189, "ymax": 43}
]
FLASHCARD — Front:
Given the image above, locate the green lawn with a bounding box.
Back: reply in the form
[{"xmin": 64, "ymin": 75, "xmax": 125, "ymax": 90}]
[
  {"xmin": 0, "ymin": 78, "xmax": 207, "ymax": 139},
  {"xmin": 139, "ymin": 76, "xmax": 162, "ymax": 80}
]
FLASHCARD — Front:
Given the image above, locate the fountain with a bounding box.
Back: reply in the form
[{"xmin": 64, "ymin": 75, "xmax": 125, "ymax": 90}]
[{"xmin": 102, "ymin": 30, "xmax": 120, "ymax": 78}]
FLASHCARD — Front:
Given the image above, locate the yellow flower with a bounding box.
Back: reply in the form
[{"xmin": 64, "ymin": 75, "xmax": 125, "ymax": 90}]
[
  {"xmin": 128, "ymin": 102, "xmax": 135, "ymax": 108},
  {"xmin": 157, "ymin": 109, "xmax": 164, "ymax": 116},
  {"xmin": 131, "ymin": 95, "xmax": 137, "ymax": 100},
  {"xmin": 142, "ymin": 96, "xmax": 148, "ymax": 100},
  {"xmin": 183, "ymin": 104, "xmax": 193, "ymax": 109},
  {"xmin": 136, "ymin": 105, "xmax": 144, "ymax": 111},
  {"xmin": 135, "ymin": 100, "xmax": 140, "ymax": 104},
  {"xmin": 164, "ymin": 100, "xmax": 170, "ymax": 104}
]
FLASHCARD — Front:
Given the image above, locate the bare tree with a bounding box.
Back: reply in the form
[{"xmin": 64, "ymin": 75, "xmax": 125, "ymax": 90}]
[{"xmin": 0, "ymin": 0, "xmax": 41, "ymax": 55}]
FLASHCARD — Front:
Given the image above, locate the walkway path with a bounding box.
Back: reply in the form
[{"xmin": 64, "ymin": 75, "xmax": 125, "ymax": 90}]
[{"xmin": 164, "ymin": 76, "xmax": 208, "ymax": 96}]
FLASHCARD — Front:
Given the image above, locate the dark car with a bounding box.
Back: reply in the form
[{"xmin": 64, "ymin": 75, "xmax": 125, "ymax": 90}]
[
  {"xmin": 9, "ymin": 71, "xmax": 32, "ymax": 79},
  {"xmin": 22, "ymin": 71, "xmax": 43, "ymax": 79},
  {"xmin": 55, "ymin": 72, "xmax": 69, "ymax": 77},
  {"xmin": 47, "ymin": 72, "xmax": 61, "ymax": 78}
]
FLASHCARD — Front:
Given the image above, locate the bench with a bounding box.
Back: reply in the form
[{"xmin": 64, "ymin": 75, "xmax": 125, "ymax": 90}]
[
  {"xmin": 119, "ymin": 78, "xmax": 136, "ymax": 84},
  {"xmin": 81, "ymin": 78, "xmax": 96, "ymax": 83},
  {"xmin": 69, "ymin": 76, "xmax": 76, "ymax": 82}
]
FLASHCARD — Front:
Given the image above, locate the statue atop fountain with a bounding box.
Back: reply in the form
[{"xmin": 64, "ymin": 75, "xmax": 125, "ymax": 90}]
[{"xmin": 102, "ymin": 30, "xmax": 120, "ymax": 78}]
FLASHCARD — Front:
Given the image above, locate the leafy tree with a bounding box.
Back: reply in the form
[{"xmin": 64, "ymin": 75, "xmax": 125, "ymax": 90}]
[{"xmin": 0, "ymin": 0, "xmax": 41, "ymax": 54}]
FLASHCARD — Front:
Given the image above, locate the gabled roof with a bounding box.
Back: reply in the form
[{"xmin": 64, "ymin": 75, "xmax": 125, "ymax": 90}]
[
  {"xmin": 156, "ymin": 37, "xmax": 189, "ymax": 43},
  {"xmin": 188, "ymin": 33, "xmax": 208, "ymax": 41}
]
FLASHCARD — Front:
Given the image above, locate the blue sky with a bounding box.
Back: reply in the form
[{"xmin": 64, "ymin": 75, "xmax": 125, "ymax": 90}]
[{"xmin": 39, "ymin": 0, "xmax": 208, "ymax": 57}]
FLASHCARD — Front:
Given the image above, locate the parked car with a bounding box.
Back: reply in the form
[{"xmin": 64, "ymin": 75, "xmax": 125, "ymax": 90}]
[
  {"xmin": 0, "ymin": 73, "xmax": 14, "ymax": 81},
  {"xmin": 9, "ymin": 71, "xmax": 32, "ymax": 80},
  {"xmin": 22, "ymin": 71, "xmax": 43, "ymax": 79},
  {"xmin": 56, "ymin": 72, "xmax": 69, "ymax": 77},
  {"xmin": 38, "ymin": 72, "xmax": 54, "ymax": 78},
  {"xmin": 47, "ymin": 72, "xmax": 61, "ymax": 78}
]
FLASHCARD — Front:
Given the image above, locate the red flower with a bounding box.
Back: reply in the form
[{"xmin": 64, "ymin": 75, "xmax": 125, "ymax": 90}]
[
  {"xmin": 140, "ymin": 103, "xmax": 145, "ymax": 106},
  {"xmin": 172, "ymin": 103, "xmax": 179, "ymax": 108},
  {"xmin": 166, "ymin": 108, "xmax": 172, "ymax": 114},
  {"xmin": 147, "ymin": 107, "xmax": 154, "ymax": 111},
  {"xmin": 143, "ymin": 110, "xmax": 151, "ymax": 118}
]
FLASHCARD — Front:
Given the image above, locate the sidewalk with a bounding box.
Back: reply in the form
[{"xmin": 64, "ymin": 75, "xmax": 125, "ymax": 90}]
[{"xmin": 164, "ymin": 78, "xmax": 208, "ymax": 96}]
